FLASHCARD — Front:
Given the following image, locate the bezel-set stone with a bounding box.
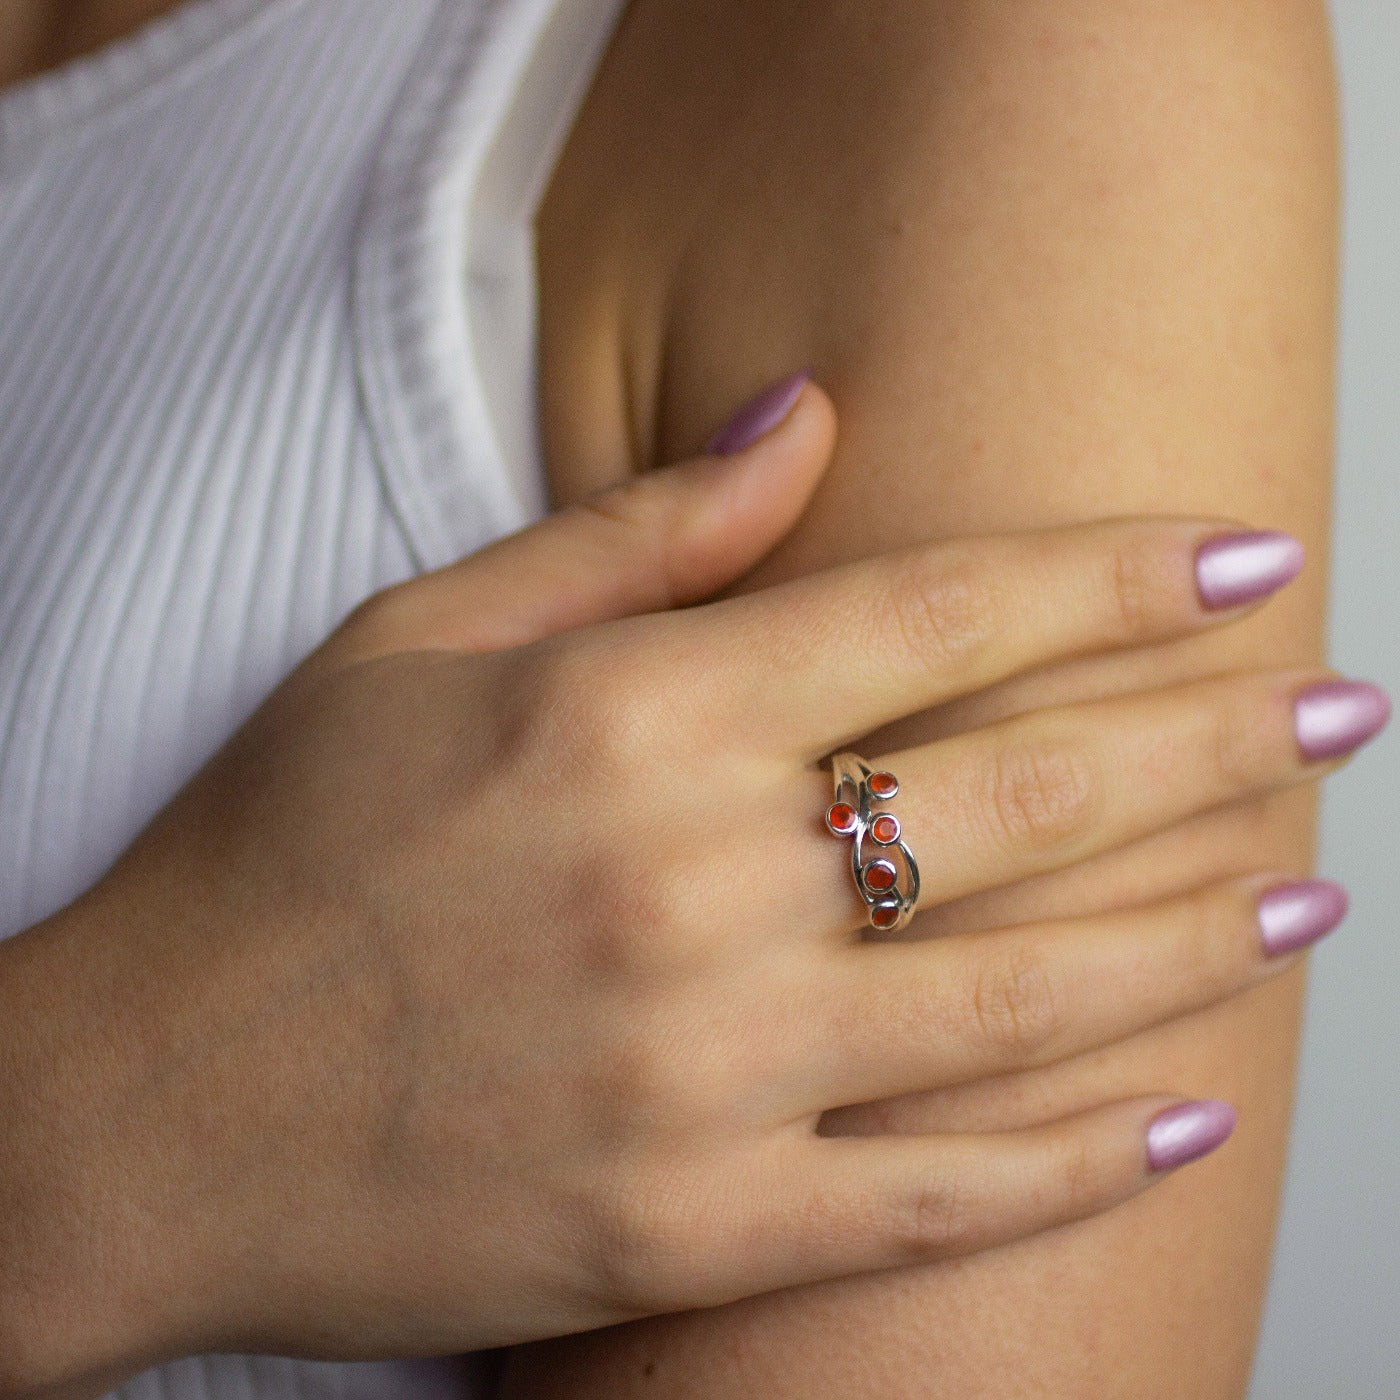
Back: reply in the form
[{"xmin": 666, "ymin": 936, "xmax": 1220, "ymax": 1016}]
[
  {"xmin": 870, "ymin": 813, "xmax": 901, "ymax": 846},
  {"xmin": 871, "ymin": 901, "xmax": 902, "ymax": 930},
  {"xmin": 826, "ymin": 801, "xmax": 859, "ymax": 836},
  {"xmin": 863, "ymin": 859, "xmax": 898, "ymax": 893},
  {"xmin": 868, "ymin": 771, "xmax": 899, "ymax": 799}
]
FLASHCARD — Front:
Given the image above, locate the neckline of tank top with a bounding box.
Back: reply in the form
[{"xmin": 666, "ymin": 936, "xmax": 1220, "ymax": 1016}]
[{"xmin": 0, "ymin": 0, "xmax": 309, "ymax": 164}]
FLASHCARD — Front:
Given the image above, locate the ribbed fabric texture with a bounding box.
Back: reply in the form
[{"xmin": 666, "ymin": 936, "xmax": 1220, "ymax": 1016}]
[{"xmin": 0, "ymin": 0, "xmax": 623, "ymax": 1395}]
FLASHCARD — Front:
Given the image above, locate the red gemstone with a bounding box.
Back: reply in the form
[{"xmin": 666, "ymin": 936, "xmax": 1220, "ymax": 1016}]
[
  {"xmin": 871, "ymin": 902, "xmax": 901, "ymax": 930},
  {"xmin": 864, "ymin": 860, "xmax": 897, "ymax": 892},
  {"xmin": 871, "ymin": 814, "xmax": 901, "ymax": 845},
  {"xmin": 869, "ymin": 771, "xmax": 899, "ymax": 799},
  {"xmin": 826, "ymin": 802, "xmax": 858, "ymax": 836}
]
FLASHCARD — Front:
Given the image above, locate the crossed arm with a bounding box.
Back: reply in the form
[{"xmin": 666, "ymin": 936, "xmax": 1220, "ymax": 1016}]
[{"xmin": 511, "ymin": 0, "xmax": 1340, "ymax": 1393}]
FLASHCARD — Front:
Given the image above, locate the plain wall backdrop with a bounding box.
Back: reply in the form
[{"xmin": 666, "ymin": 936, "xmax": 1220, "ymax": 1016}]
[{"xmin": 1250, "ymin": 4, "xmax": 1400, "ymax": 1395}]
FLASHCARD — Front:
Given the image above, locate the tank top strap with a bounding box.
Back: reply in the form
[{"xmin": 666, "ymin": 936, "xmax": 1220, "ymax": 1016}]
[{"xmin": 353, "ymin": 0, "xmax": 628, "ymax": 570}]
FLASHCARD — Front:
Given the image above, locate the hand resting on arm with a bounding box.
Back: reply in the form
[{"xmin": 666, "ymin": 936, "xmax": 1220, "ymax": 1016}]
[{"xmin": 0, "ymin": 385, "xmax": 1374, "ymax": 1398}]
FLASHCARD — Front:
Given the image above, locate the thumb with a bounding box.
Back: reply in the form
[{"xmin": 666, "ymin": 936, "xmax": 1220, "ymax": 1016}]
[{"xmin": 344, "ymin": 372, "xmax": 837, "ymax": 657}]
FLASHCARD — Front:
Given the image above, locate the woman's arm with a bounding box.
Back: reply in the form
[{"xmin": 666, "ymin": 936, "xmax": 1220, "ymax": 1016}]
[{"xmin": 513, "ymin": 0, "xmax": 1341, "ymax": 1394}]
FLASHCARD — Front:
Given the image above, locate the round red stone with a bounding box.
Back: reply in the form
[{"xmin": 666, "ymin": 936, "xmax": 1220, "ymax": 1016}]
[
  {"xmin": 871, "ymin": 814, "xmax": 901, "ymax": 845},
  {"xmin": 864, "ymin": 860, "xmax": 897, "ymax": 892},
  {"xmin": 871, "ymin": 902, "xmax": 902, "ymax": 930},
  {"xmin": 869, "ymin": 771, "xmax": 899, "ymax": 799},
  {"xmin": 826, "ymin": 802, "xmax": 858, "ymax": 836}
]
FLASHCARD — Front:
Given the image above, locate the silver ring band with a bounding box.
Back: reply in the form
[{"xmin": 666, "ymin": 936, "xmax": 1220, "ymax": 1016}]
[{"xmin": 825, "ymin": 752, "xmax": 921, "ymax": 932}]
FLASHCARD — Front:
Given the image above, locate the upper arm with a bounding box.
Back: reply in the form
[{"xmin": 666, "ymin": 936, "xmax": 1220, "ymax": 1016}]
[{"xmin": 514, "ymin": 2, "xmax": 1340, "ymax": 1394}]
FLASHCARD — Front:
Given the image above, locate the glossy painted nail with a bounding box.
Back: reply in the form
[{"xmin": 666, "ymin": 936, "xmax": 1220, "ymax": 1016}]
[
  {"xmin": 1295, "ymin": 680, "xmax": 1392, "ymax": 762},
  {"xmin": 706, "ymin": 371, "xmax": 811, "ymax": 455},
  {"xmin": 1258, "ymin": 879, "xmax": 1349, "ymax": 957},
  {"xmin": 1195, "ymin": 531, "xmax": 1305, "ymax": 610},
  {"xmin": 1146, "ymin": 1100, "xmax": 1238, "ymax": 1173}
]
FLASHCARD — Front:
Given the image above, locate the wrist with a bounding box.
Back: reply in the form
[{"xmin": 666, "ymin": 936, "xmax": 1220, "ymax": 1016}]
[{"xmin": 0, "ymin": 888, "xmax": 203, "ymax": 1395}]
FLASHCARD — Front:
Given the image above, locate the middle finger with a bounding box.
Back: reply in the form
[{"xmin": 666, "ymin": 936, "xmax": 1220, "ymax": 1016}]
[{"xmin": 778, "ymin": 872, "xmax": 1346, "ymax": 1118}]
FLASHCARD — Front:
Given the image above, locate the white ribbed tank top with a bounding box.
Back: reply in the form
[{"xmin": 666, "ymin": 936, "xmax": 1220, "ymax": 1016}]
[{"xmin": 0, "ymin": 0, "xmax": 624, "ymax": 1394}]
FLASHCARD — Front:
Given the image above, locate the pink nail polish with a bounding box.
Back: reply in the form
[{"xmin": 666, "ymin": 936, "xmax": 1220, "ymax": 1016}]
[
  {"xmin": 1146, "ymin": 1100, "xmax": 1237, "ymax": 1172},
  {"xmin": 1258, "ymin": 879, "xmax": 1349, "ymax": 957},
  {"xmin": 1148, "ymin": 1092, "xmax": 1237, "ymax": 1170},
  {"xmin": 705, "ymin": 371, "xmax": 811, "ymax": 455},
  {"xmin": 1195, "ymin": 531, "xmax": 1305, "ymax": 610},
  {"xmin": 1295, "ymin": 680, "xmax": 1392, "ymax": 762}
]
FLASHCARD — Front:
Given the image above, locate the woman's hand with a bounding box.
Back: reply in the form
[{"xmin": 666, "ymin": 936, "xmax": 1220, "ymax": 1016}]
[{"xmin": 1, "ymin": 383, "xmax": 1382, "ymax": 1393}]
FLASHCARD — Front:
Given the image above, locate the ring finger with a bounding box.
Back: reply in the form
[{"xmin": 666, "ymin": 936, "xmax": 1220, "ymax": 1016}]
[{"xmin": 792, "ymin": 668, "xmax": 1386, "ymax": 936}]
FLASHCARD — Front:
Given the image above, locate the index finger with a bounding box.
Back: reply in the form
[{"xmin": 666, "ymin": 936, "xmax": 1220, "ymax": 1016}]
[{"xmin": 681, "ymin": 519, "xmax": 1302, "ymax": 758}]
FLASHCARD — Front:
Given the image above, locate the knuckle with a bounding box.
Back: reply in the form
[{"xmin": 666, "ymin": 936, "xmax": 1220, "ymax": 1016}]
[
  {"xmin": 969, "ymin": 943, "xmax": 1061, "ymax": 1060},
  {"xmin": 1192, "ymin": 881, "xmax": 1242, "ymax": 952},
  {"xmin": 1206, "ymin": 685, "xmax": 1267, "ymax": 792},
  {"xmin": 519, "ymin": 638, "xmax": 668, "ymax": 779},
  {"xmin": 581, "ymin": 669, "xmax": 671, "ymax": 774},
  {"xmin": 1107, "ymin": 538, "xmax": 1155, "ymax": 640},
  {"xmin": 1186, "ymin": 881, "xmax": 1257, "ymax": 985},
  {"xmin": 585, "ymin": 1160, "xmax": 708, "ymax": 1313},
  {"xmin": 597, "ymin": 1005, "xmax": 732, "ymax": 1136},
  {"xmin": 573, "ymin": 480, "xmax": 659, "ymax": 536},
  {"xmin": 987, "ymin": 737, "xmax": 1101, "ymax": 853},
  {"xmin": 897, "ymin": 1172, "xmax": 972, "ymax": 1260},
  {"xmin": 568, "ymin": 848, "xmax": 705, "ymax": 979},
  {"xmin": 486, "ymin": 649, "xmax": 587, "ymax": 789},
  {"xmin": 571, "ymin": 484, "xmax": 684, "ymax": 607},
  {"xmin": 603, "ymin": 1030, "xmax": 685, "ymax": 1133},
  {"xmin": 1048, "ymin": 1134, "xmax": 1111, "ymax": 1221},
  {"xmin": 498, "ymin": 638, "xmax": 577, "ymax": 726},
  {"xmin": 887, "ymin": 548, "xmax": 995, "ymax": 677}
]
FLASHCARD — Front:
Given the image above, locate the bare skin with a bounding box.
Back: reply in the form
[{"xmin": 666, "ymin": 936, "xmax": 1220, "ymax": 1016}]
[
  {"xmin": 506, "ymin": 0, "xmax": 1342, "ymax": 1396},
  {"xmin": 0, "ymin": 1, "xmax": 1346, "ymax": 1397},
  {"xmin": 0, "ymin": 0, "xmax": 175, "ymax": 85},
  {"xmin": 3, "ymin": 414, "xmax": 1344, "ymax": 1394}
]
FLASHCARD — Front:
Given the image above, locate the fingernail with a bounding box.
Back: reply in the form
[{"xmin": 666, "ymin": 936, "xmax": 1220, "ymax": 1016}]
[
  {"xmin": 1146, "ymin": 1100, "xmax": 1237, "ymax": 1173},
  {"xmin": 1258, "ymin": 879, "xmax": 1349, "ymax": 957},
  {"xmin": 1295, "ymin": 680, "xmax": 1392, "ymax": 762},
  {"xmin": 1195, "ymin": 531, "xmax": 1305, "ymax": 610},
  {"xmin": 705, "ymin": 371, "xmax": 811, "ymax": 455}
]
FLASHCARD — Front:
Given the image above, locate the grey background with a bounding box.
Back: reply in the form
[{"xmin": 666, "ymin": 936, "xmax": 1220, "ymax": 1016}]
[{"xmin": 1251, "ymin": 5, "xmax": 1400, "ymax": 1396}]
